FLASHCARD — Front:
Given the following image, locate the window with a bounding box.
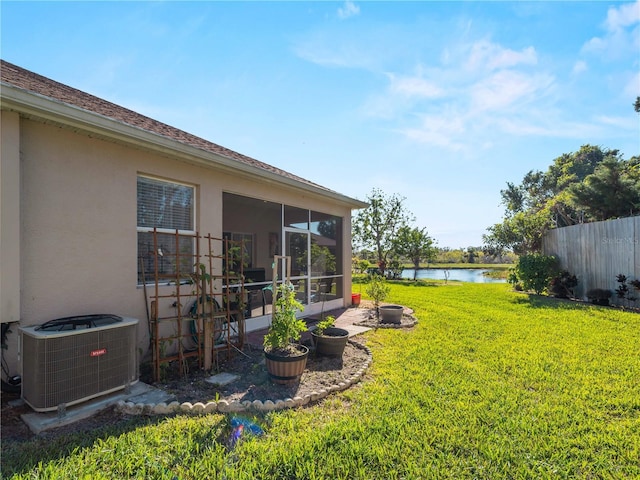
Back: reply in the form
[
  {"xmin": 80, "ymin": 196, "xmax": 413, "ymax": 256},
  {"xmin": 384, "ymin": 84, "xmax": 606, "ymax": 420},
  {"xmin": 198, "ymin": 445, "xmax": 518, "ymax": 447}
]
[
  {"xmin": 285, "ymin": 205, "xmax": 309, "ymax": 230},
  {"xmin": 310, "ymin": 211, "xmax": 342, "ymax": 276},
  {"xmin": 137, "ymin": 175, "xmax": 195, "ymax": 283},
  {"xmin": 223, "ymin": 232, "xmax": 254, "ymax": 269}
]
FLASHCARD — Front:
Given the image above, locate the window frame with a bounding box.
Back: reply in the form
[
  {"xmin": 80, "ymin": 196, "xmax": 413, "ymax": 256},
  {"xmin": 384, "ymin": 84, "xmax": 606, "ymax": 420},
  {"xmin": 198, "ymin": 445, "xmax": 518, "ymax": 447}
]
[{"xmin": 137, "ymin": 174, "xmax": 197, "ymax": 285}]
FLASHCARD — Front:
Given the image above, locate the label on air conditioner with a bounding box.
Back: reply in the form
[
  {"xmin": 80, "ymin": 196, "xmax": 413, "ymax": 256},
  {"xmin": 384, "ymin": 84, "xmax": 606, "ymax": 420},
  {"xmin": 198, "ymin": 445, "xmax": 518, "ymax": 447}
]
[{"xmin": 91, "ymin": 348, "xmax": 107, "ymax": 357}]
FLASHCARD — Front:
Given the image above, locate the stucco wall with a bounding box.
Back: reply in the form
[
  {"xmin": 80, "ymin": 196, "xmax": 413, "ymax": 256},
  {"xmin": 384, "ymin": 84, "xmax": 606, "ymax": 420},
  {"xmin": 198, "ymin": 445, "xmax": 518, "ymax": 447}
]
[
  {"xmin": 6, "ymin": 117, "xmax": 354, "ymax": 375},
  {"xmin": 1, "ymin": 111, "xmax": 21, "ymax": 324}
]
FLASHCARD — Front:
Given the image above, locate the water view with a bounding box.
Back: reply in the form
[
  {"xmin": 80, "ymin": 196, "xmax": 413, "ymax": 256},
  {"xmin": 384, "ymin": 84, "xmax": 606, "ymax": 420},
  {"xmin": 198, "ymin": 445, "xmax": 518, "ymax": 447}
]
[{"xmin": 401, "ymin": 268, "xmax": 506, "ymax": 283}]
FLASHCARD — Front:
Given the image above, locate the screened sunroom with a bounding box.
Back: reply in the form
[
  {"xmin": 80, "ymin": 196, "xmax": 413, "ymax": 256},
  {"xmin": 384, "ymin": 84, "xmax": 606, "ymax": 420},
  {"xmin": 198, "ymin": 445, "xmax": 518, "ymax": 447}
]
[{"xmin": 222, "ymin": 192, "xmax": 345, "ymax": 322}]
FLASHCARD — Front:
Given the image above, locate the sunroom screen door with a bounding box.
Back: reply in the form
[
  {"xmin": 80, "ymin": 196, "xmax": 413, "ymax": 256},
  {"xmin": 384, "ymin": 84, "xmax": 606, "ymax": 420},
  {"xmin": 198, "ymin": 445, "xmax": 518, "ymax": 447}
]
[{"xmin": 284, "ymin": 229, "xmax": 310, "ymax": 305}]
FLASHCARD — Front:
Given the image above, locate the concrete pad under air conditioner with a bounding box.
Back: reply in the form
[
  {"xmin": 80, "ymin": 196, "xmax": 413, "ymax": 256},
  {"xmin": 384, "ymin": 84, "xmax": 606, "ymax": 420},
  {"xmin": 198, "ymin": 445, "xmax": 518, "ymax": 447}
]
[
  {"xmin": 21, "ymin": 382, "xmax": 174, "ymax": 435},
  {"xmin": 205, "ymin": 372, "xmax": 239, "ymax": 386}
]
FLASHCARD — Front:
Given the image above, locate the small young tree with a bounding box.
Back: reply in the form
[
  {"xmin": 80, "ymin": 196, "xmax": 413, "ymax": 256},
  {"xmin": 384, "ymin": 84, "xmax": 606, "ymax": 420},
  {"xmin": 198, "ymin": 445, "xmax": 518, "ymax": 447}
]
[
  {"xmin": 394, "ymin": 226, "xmax": 436, "ymax": 280},
  {"xmin": 365, "ymin": 274, "xmax": 390, "ymax": 319},
  {"xmin": 352, "ymin": 189, "xmax": 414, "ymax": 277}
]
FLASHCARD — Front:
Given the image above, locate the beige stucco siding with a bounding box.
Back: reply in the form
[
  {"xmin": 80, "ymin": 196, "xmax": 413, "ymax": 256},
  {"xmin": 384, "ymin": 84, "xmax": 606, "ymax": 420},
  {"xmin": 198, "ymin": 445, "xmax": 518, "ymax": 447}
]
[
  {"xmin": 15, "ymin": 118, "xmax": 354, "ymax": 364},
  {"xmin": 21, "ymin": 120, "xmax": 145, "ymax": 322},
  {"xmin": 1, "ymin": 111, "xmax": 21, "ymax": 325}
]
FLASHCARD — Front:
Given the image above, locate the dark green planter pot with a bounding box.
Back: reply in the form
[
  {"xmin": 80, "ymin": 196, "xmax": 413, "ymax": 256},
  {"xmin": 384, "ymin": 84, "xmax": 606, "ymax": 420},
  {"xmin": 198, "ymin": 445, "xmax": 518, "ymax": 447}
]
[
  {"xmin": 264, "ymin": 344, "xmax": 309, "ymax": 385},
  {"xmin": 380, "ymin": 305, "xmax": 403, "ymax": 324},
  {"xmin": 311, "ymin": 327, "xmax": 349, "ymax": 357}
]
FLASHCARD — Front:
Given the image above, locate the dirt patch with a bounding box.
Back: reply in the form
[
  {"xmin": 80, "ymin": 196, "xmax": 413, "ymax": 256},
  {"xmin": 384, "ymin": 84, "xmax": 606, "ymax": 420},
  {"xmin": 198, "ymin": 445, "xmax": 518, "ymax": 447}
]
[{"xmin": 152, "ymin": 337, "xmax": 371, "ymax": 404}]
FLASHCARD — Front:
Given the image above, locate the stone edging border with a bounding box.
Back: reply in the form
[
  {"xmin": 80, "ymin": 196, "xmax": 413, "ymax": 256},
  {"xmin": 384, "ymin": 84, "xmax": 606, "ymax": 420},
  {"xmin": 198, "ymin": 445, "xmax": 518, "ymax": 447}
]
[
  {"xmin": 116, "ymin": 340, "xmax": 373, "ymax": 416},
  {"xmin": 354, "ymin": 312, "xmax": 419, "ymax": 329}
]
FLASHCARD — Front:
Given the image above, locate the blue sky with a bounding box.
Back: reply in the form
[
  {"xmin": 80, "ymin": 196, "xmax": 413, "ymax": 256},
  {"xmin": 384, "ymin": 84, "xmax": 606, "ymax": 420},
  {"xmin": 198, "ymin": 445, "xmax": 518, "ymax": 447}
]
[{"xmin": 2, "ymin": 1, "xmax": 639, "ymax": 249}]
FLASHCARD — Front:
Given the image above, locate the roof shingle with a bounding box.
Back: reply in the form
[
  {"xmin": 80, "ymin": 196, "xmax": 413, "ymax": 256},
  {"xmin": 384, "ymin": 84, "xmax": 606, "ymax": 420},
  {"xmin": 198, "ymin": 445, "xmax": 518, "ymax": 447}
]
[{"xmin": 0, "ymin": 59, "xmax": 330, "ymax": 192}]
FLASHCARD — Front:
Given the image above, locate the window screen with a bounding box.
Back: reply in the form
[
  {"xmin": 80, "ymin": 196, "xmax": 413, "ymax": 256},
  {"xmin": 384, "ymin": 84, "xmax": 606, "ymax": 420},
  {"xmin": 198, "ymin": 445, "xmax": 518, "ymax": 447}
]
[
  {"xmin": 137, "ymin": 176, "xmax": 195, "ymax": 283},
  {"xmin": 137, "ymin": 176, "xmax": 194, "ymax": 231}
]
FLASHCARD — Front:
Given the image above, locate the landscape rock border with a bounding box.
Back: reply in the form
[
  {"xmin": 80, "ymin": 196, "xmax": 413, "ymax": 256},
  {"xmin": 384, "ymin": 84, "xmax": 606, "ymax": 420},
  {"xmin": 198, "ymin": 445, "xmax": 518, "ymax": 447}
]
[
  {"xmin": 117, "ymin": 340, "xmax": 373, "ymax": 416},
  {"xmin": 354, "ymin": 309, "xmax": 419, "ymax": 329}
]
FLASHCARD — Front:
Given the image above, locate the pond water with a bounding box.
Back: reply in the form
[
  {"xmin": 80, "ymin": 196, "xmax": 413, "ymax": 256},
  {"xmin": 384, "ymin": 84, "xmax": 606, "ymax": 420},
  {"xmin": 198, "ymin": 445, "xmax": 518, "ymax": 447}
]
[{"xmin": 401, "ymin": 268, "xmax": 506, "ymax": 283}]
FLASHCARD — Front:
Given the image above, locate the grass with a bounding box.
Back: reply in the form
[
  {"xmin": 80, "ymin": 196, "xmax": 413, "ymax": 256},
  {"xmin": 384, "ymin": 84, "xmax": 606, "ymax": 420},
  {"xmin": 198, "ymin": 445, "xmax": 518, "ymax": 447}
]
[{"xmin": 3, "ymin": 283, "xmax": 639, "ymax": 479}]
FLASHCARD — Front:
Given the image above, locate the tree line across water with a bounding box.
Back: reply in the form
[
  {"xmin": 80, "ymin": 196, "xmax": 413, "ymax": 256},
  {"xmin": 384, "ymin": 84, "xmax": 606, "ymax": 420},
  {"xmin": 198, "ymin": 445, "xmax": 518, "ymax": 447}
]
[
  {"xmin": 352, "ymin": 149, "xmax": 637, "ymax": 278},
  {"xmin": 352, "ymin": 100, "xmax": 638, "ymax": 289}
]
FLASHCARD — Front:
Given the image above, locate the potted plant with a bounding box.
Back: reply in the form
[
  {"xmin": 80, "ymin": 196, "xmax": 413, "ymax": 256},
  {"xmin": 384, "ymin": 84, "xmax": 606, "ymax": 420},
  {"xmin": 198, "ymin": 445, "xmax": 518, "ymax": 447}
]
[
  {"xmin": 263, "ymin": 281, "xmax": 309, "ymax": 384},
  {"xmin": 311, "ymin": 315, "xmax": 349, "ymax": 357},
  {"xmin": 365, "ymin": 273, "xmax": 388, "ymax": 317},
  {"xmin": 365, "ymin": 273, "xmax": 402, "ymax": 323}
]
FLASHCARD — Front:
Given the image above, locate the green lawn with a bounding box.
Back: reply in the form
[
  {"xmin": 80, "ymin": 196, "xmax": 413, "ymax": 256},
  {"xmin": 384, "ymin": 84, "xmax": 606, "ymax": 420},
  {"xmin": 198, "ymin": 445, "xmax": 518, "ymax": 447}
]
[{"xmin": 4, "ymin": 283, "xmax": 639, "ymax": 479}]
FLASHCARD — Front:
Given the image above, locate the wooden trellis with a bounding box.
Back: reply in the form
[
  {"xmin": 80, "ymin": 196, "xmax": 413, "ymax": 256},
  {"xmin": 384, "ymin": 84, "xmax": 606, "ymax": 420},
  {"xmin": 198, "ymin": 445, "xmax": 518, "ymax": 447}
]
[{"xmin": 141, "ymin": 229, "xmax": 246, "ymax": 381}]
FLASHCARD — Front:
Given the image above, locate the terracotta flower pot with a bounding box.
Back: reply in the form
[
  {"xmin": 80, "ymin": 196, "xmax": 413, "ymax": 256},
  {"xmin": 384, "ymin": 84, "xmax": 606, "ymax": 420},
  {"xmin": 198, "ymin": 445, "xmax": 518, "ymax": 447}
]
[
  {"xmin": 264, "ymin": 344, "xmax": 309, "ymax": 384},
  {"xmin": 351, "ymin": 293, "xmax": 361, "ymax": 306}
]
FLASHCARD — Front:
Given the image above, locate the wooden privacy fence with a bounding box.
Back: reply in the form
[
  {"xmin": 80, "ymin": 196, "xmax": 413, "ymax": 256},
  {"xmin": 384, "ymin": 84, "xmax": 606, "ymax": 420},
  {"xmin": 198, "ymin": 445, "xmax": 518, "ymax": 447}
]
[{"xmin": 542, "ymin": 216, "xmax": 639, "ymax": 302}]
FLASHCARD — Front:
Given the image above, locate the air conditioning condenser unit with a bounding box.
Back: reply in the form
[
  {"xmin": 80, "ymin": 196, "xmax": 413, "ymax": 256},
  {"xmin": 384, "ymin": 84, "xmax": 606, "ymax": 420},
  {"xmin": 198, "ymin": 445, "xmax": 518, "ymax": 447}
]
[{"xmin": 20, "ymin": 315, "xmax": 138, "ymax": 412}]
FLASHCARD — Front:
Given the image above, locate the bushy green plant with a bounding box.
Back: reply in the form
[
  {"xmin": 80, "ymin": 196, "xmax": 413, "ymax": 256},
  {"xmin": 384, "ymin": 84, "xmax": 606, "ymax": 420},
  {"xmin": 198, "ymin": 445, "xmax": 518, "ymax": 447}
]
[
  {"xmin": 512, "ymin": 254, "xmax": 559, "ymax": 295},
  {"xmin": 357, "ymin": 259, "xmax": 371, "ymax": 274},
  {"xmin": 263, "ymin": 282, "xmax": 306, "ymax": 354},
  {"xmin": 314, "ymin": 315, "xmax": 335, "ymax": 336},
  {"xmin": 366, "ymin": 274, "xmax": 390, "ymax": 318}
]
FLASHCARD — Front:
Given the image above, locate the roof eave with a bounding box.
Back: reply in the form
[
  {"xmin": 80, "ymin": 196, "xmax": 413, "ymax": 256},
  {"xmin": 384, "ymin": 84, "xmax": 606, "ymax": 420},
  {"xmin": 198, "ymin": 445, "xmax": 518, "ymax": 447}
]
[{"xmin": 1, "ymin": 82, "xmax": 368, "ymax": 210}]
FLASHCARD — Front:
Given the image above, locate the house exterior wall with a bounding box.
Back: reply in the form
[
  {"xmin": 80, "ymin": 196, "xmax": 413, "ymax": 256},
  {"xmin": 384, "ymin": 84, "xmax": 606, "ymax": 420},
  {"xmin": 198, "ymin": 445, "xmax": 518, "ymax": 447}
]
[
  {"xmin": 2, "ymin": 115, "xmax": 355, "ymax": 375},
  {"xmin": 1, "ymin": 111, "xmax": 21, "ymax": 325}
]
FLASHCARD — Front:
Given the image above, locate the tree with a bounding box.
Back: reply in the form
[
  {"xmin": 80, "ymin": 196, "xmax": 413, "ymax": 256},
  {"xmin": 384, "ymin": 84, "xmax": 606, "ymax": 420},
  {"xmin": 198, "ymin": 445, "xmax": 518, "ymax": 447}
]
[
  {"xmin": 483, "ymin": 210, "xmax": 551, "ymax": 256},
  {"xmin": 464, "ymin": 247, "xmax": 478, "ymax": 264},
  {"xmin": 635, "ymin": 96, "xmax": 640, "ymax": 113},
  {"xmin": 484, "ymin": 145, "xmax": 628, "ymax": 254},
  {"xmin": 569, "ymin": 158, "xmax": 640, "ymax": 220},
  {"xmin": 394, "ymin": 226, "xmax": 436, "ymax": 280},
  {"xmin": 352, "ymin": 189, "xmax": 414, "ymax": 277}
]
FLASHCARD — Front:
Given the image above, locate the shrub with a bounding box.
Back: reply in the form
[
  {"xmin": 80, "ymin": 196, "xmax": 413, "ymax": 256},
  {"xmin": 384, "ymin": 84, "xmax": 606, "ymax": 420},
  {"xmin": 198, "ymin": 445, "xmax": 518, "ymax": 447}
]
[
  {"xmin": 586, "ymin": 288, "xmax": 613, "ymax": 306},
  {"xmin": 512, "ymin": 254, "xmax": 559, "ymax": 295},
  {"xmin": 615, "ymin": 274, "xmax": 637, "ymax": 308},
  {"xmin": 548, "ymin": 270, "xmax": 578, "ymax": 298}
]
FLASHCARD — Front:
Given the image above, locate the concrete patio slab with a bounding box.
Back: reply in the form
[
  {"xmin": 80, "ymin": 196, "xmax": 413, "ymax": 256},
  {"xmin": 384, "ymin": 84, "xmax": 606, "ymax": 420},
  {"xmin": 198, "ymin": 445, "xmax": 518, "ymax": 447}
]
[{"xmin": 21, "ymin": 382, "xmax": 174, "ymax": 435}]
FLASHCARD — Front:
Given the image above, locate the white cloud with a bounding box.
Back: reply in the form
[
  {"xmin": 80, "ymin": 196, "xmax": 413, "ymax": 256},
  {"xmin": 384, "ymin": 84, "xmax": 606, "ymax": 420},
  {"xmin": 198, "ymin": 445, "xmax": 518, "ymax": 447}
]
[
  {"xmin": 624, "ymin": 70, "xmax": 640, "ymax": 96},
  {"xmin": 295, "ymin": 10, "xmax": 626, "ymax": 155},
  {"xmin": 498, "ymin": 117, "xmax": 603, "ymax": 139},
  {"xmin": 572, "ymin": 60, "xmax": 588, "ymax": 75},
  {"xmin": 582, "ymin": 0, "xmax": 640, "ymax": 59},
  {"xmin": 370, "ymin": 40, "xmax": 554, "ymax": 151},
  {"xmin": 605, "ymin": 0, "xmax": 640, "ymax": 31},
  {"xmin": 401, "ymin": 114, "xmax": 466, "ymax": 150},
  {"xmin": 470, "ymin": 71, "xmax": 554, "ymax": 113},
  {"xmin": 594, "ymin": 114, "xmax": 638, "ymax": 130},
  {"xmin": 387, "ymin": 73, "xmax": 444, "ymax": 98},
  {"xmin": 293, "ymin": 36, "xmax": 372, "ymax": 69},
  {"xmin": 465, "ymin": 40, "xmax": 537, "ymax": 73},
  {"xmin": 337, "ymin": 1, "xmax": 360, "ymax": 20}
]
